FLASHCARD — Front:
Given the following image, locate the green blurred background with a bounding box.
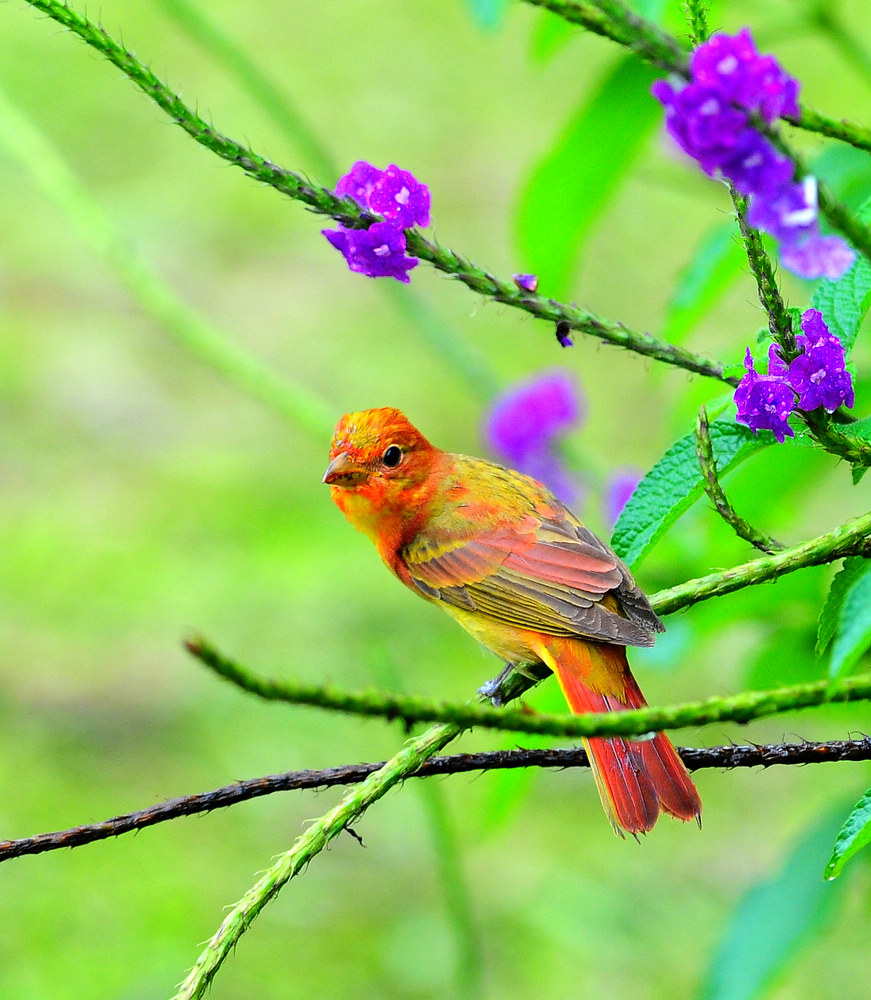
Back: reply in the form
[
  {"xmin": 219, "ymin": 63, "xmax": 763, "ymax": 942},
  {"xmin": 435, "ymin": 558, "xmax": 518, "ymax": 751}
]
[{"xmin": 2, "ymin": 1, "xmax": 871, "ymax": 997}]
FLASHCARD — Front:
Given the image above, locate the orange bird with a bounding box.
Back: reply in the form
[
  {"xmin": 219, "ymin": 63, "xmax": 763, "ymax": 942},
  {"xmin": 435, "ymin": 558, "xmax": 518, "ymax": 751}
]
[{"xmin": 323, "ymin": 407, "xmax": 701, "ymax": 835}]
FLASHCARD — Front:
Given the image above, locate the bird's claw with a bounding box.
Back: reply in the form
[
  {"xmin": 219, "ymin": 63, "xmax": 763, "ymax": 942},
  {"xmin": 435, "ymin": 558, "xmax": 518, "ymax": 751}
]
[{"xmin": 478, "ymin": 663, "xmax": 515, "ymax": 707}]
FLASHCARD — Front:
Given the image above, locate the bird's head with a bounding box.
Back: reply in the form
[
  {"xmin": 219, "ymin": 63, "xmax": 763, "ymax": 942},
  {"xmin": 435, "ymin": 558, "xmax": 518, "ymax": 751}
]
[{"xmin": 323, "ymin": 408, "xmax": 439, "ymax": 541}]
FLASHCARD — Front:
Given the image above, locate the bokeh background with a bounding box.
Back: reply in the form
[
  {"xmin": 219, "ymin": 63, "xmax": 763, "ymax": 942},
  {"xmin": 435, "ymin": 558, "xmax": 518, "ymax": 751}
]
[{"xmin": 2, "ymin": 1, "xmax": 871, "ymax": 997}]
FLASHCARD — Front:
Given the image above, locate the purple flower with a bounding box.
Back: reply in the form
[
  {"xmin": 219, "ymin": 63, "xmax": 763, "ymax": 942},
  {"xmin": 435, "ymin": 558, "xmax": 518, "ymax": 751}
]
[
  {"xmin": 334, "ymin": 160, "xmax": 430, "ymax": 228},
  {"xmin": 799, "ymin": 308, "xmax": 835, "ymax": 347},
  {"xmin": 652, "ymin": 79, "xmax": 749, "ymax": 175},
  {"xmin": 734, "ymin": 347, "xmax": 795, "ymax": 442},
  {"xmin": 513, "ymin": 273, "xmax": 539, "ymax": 293},
  {"xmin": 746, "ymin": 176, "xmax": 817, "ymax": 241},
  {"xmin": 746, "ymin": 178, "xmax": 856, "ymax": 279},
  {"xmin": 322, "ymin": 221, "xmax": 418, "ymax": 282},
  {"xmin": 485, "ymin": 370, "xmax": 584, "ymax": 505},
  {"xmin": 325, "ymin": 161, "xmax": 430, "ymax": 282},
  {"xmin": 780, "ymin": 231, "xmax": 857, "ymax": 281},
  {"xmin": 367, "ymin": 164, "xmax": 431, "ymax": 229},
  {"xmin": 767, "ymin": 342, "xmax": 788, "ymax": 379},
  {"xmin": 721, "ymin": 129, "xmax": 793, "ymax": 198},
  {"xmin": 604, "ymin": 469, "xmax": 642, "ymax": 527},
  {"xmin": 788, "ymin": 308, "xmax": 854, "ymax": 411},
  {"xmin": 335, "ymin": 160, "xmax": 383, "ymax": 210},
  {"xmin": 653, "ymin": 30, "xmax": 853, "ymax": 281},
  {"xmin": 734, "ymin": 310, "xmax": 854, "ymax": 439},
  {"xmin": 689, "ymin": 28, "xmax": 799, "ymax": 123}
]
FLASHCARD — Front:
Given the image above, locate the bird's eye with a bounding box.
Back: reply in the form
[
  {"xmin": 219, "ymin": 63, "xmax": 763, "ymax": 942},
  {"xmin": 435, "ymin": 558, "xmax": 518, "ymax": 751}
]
[{"xmin": 382, "ymin": 445, "xmax": 403, "ymax": 468}]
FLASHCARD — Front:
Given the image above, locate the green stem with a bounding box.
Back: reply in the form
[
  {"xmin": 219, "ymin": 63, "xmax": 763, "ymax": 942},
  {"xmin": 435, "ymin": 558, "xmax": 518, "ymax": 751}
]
[
  {"xmin": 169, "ymin": 721, "xmax": 461, "ymax": 1000},
  {"xmin": 786, "ymin": 106, "xmax": 871, "ymax": 156},
  {"xmin": 730, "ymin": 189, "xmax": 795, "ymax": 350},
  {"xmin": 0, "ymin": 79, "xmax": 334, "ymax": 438},
  {"xmin": 17, "ymin": 0, "xmax": 734, "ymax": 386},
  {"xmin": 405, "ymin": 232, "xmax": 736, "ymax": 383},
  {"xmin": 152, "ymin": 0, "xmax": 336, "ymax": 178},
  {"xmin": 798, "ymin": 407, "xmax": 871, "ymax": 467},
  {"xmin": 523, "ymin": 0, "xmax": 689, "ymax": 70},
  {"xmin": 695, "ymin": 407, "xmax": 783, "ymax": 553},
  {"xmin": 654, "ymin": 508, "xmax": 871, "ymax": 616},
  {"xmin": 153, "ymin": 0, "xmax": 500, "ymax": 400},
  {"xmin": 189, "ymin": 506, "xmax": 871, "ymax": 727},
  {"xmin": 681, "ymin": 0, "xmax": 709, "ymax": 44}
]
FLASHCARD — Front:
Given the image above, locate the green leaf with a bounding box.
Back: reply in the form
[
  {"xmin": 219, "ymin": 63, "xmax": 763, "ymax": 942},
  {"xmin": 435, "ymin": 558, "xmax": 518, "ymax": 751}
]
[
  {"xmin": 810, "ymin": 194, "xmax": 871, "ymax": 358},
  {"xmin": 661, "ymin": 222, "xmax": 747, "ymax": 343},
  {"xmin": 699, "ymin": 811, "xmax": 847, "ymax": 1000},
  {"xmin": 825, "ymin": 787, "xmax": 871, "ymax": 879},
  {"xmin": 816, "ymin": 557, "xmax": 868, "ymax": 658},
  {"xmin": 515, "ymin": 56, "xmax": 659, "ymax": 297},
  {"xmin": 611, "ymin": 418, "xmax": 769, "ymax": 567},
  {"xmin": 828, "ymin": 557, "xmax": 871, "ymax": 677}
]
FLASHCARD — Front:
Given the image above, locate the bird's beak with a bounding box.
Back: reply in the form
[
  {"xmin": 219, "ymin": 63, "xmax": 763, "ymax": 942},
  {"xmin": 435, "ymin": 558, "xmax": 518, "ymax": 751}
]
[{"xmin": 323, "ymin": 451, "xmax": 367, "ymax": 486}]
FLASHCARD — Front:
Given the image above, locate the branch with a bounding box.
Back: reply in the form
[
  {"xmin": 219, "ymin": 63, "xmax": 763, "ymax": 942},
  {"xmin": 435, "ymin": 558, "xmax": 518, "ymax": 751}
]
[
  {"xmin": 521, "ymin": 0, "xmax": 689, "ymax": 70},
  {"xmin": 695, "ymin": 406, "xmax": 783, "ymax": 554},
  {"xmin": 653, "ymin": 508, "xmax": 871, "ymax": 615},
  {"xmin": 785, "ymin": 106, "xmax": 871, "ymax": 156},
  {"xmin": 3, "ymin": 738, "xmax": 869, "ymax": 863},
  {"xmin": 730, "ymin": 188, "xmax": 796, "ymax": 348},
  {"xmin": 170, "ymin": 722, "xmax": 462, "ymax": 1000},
  {"xmin": 681, "ymin": 0, "xmax": 709, "ymax": 45},
  {"xmin": 188, "ymin": 635, "xmax": 871, "ymax": 739},
  {"xmin": 17, "ymin": 0, "xmax": 736, "ymax": 386}
]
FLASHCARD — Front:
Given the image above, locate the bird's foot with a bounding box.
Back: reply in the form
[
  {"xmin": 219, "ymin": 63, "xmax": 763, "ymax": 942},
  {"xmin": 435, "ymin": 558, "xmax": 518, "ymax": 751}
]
[{"xmin": 478, "ymin": 663, "xmax": 515, "ymax": 707}]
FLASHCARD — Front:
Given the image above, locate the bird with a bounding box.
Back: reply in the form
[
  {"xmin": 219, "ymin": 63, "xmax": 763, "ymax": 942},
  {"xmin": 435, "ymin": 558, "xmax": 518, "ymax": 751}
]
[{"xmin": 323, "ymin": 406, "xmax": 701, "ymax": 835}]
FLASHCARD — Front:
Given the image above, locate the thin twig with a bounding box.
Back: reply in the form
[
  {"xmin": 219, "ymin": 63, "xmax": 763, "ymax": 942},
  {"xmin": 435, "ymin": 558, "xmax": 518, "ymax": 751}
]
[
  {"xmin": 2, "ymin": 738, "xmax": 869, "ymax": 863},
  {"xmin": 17, "ymin": 0, "xmax": 737, "ymax": 387},
  {"xmin": 682, "ymin": 0, "xmax": 709, "ymax": 45},
  {"xmin": 654, "ymin": 508, "xmax": 871, "ymax": 615},
  {"xmin": 730, "ymin": 188, "xmax": 795, "ymax": 349},
  {"xmin": 785, "ymin": 106, "xmax": 871, "ymax": 156},
  {"xmin": 171, "ymin": 722, "xmax": 462, "ymax": 1000},
  {"xmin": 522, "ymin": 0, "xmax": 689, "ymax": 70},
  {"xmin": 695, "ymin": 406, "xmax": 783, "ymax": 553},
  {"xmin": 187, "ymin": 632, "xmax": 871, "ymax": 739}
]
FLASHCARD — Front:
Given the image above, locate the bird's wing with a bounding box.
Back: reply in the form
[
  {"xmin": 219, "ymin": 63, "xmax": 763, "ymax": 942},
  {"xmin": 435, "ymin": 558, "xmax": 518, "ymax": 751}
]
[{"xmin": 402, "ymin": 514, "xmax": 663, "ymax": 647}]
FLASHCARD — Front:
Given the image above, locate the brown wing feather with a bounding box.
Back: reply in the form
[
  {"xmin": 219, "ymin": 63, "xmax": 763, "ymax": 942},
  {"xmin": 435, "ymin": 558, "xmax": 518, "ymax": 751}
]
[{"xmin": 402, "ymin": 512, "xmax": 663, "ymax": 647}]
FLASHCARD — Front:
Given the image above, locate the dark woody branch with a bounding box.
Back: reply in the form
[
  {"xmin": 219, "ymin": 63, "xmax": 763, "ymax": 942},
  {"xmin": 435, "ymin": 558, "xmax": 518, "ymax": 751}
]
[{"xmin": 2, "ymin": 737, "xmax": 869, "ymax": 863}]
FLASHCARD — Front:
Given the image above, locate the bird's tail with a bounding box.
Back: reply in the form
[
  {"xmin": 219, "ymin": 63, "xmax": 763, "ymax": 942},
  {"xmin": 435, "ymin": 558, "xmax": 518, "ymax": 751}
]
[{"xmin": 535, "ymin": 638, "xmax": 701, "ymax": 836}]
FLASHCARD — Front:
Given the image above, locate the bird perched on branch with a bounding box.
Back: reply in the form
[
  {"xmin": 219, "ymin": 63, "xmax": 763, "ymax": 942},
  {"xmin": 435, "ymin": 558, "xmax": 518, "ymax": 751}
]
[{"xmin": 323, "ymin": 407, "xmax": 701, "ymax": 836}]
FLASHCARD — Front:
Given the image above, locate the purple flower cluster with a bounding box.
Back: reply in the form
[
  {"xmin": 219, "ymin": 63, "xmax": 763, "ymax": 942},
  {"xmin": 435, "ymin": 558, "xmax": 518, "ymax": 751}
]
[
  {"xmin": 485, "ymin": 370, "xmax": 584, "ymax": 505},
  {"xmin": 735, "ymin": 308, "xmax": 854, "ymax": 441},
  {"xmin": 322, "ymin": 161, "xmax": 430, "ymax": 283},
  {"xmin": 652, "ymin": 29, "xmax": 854, "ymax": 280}
]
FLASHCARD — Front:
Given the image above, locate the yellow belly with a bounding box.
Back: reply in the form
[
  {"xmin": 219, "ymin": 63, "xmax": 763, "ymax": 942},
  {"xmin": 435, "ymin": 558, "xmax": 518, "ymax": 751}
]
[{"xmin": 439, "ymin": 602, "xmax": 539, "ymax": 664}]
